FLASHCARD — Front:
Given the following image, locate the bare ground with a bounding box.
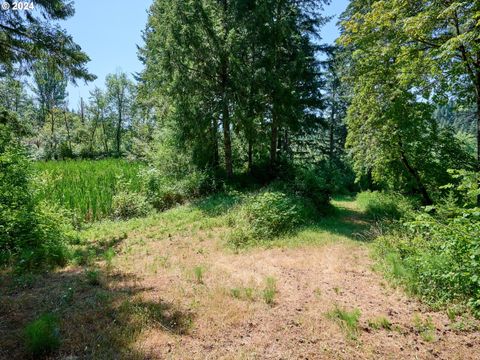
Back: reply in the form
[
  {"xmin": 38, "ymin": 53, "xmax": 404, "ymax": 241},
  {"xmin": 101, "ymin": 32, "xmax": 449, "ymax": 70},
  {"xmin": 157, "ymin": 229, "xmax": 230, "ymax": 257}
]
[{"xmin": 1, "ymin": 198, "xmax": 479, "ymax": 359}]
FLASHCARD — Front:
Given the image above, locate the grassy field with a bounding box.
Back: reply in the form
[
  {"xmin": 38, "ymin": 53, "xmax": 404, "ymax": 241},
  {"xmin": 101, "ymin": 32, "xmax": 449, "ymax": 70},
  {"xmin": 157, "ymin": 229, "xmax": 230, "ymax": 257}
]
[
  {"xmin": 2, "ymin": 195, "xmax": 478, "ymax": 359},
  {"xmin": 34, "ymin": 160, "xmax": 144, "ymax": 222}
]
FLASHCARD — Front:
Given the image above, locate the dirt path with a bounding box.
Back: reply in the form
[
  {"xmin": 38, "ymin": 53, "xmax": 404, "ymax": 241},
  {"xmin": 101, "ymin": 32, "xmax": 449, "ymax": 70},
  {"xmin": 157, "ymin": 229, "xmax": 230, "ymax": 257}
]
[{"xmin": 1, "ymin": 198, "xmax": 479, "ymax": 359}]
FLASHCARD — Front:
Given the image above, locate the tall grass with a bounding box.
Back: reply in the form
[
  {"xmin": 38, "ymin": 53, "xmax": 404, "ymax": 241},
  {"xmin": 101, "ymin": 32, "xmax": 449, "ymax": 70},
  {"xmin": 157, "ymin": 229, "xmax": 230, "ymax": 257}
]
[{"xmin": 34, "ymin": 160, "xmax": 144, "ymax": 222}]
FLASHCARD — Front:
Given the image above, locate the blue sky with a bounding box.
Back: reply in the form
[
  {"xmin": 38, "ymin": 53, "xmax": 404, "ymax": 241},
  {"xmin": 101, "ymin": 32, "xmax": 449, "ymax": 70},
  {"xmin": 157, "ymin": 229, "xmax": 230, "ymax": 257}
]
[{"xmin": 64, "ymin": 0, "xmax": 350, "ymax": 107}]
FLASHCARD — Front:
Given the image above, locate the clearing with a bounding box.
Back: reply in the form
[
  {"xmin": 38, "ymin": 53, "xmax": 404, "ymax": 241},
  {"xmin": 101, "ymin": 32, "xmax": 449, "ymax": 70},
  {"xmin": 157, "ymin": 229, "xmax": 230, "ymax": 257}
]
[{"xmin": 1, "ymin": 196, "xmax": 478, "ymax": 359}]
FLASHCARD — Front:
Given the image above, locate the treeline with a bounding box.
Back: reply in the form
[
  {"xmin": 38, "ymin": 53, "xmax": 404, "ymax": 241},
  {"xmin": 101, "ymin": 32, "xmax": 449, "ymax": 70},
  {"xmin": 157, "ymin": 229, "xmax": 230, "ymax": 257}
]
[
  {"xmin": 0, "ymin": 68, "xmax": 155, "ymax": 160},
  {"xmin": 138, "ymin": 0, "xmax": 344, "ymax": 181}
]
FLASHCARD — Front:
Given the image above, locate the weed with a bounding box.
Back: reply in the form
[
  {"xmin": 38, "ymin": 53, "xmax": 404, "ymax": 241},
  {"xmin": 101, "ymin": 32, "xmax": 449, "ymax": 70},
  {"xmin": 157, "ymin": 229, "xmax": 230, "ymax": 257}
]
[
  {"xmin": 263, "ymin": 277, "xmax": 277, "ymax": 305},
  {"xmin": 61, "ymin": 287, "xmax": 74, "ymax": 306},
  {"xmin": 413, "ymin": 314, "xmax": 436, "ymax": 342},
  {"xmin": 193, "ymin": 266, "xmax": 205, "ymax": 284},
  {"xmin": 103, "ymin": 247, "xmax": 116, "ymax": 269},
  {"xmin": 85, "ymin": 268, "xmax": 101, "ymax": 286},
  {"xmin": 368, "ymin": 316, "xmax": 392, "ymax": 330},
  {"xmin": 327, "ymin": 305, "xmax": 361, "ymax": 340},
  {"xmin": 230, "ymin": 288, "xmax": 241, "ymax": 299},
  {"xmin": 35, "ymin": 159, "xmax": 144, "ymax": 222},
  {"xmin": 24, "ymin": 314, "xmax": 61, "ymax": 356}
]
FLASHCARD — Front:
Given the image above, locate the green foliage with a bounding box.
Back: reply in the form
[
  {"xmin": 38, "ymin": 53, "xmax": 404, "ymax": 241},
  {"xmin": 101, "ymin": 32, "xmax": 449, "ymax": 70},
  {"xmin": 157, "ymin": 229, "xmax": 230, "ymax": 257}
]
[
  {"xmin": 262, "ymin": 277, "xmax": 277, "ymax": 305},
  {"xmin": 140, "ymin": 0, "xmax": 328, "ymax": 179},
  {"xmin": 112, "ymin": 191, "xmax": 152, "ymax": 220},
  {"xmin": 228, "ymin": 189, "xmax": 317, "ymax": 247},
  {"xmin": 141, "ymin": 167, "xmax": 207, "ymax": 211},
  {"xmin": 1, "ymin": 118, "xmax": 75, "ymax": 270},
  {"xmin": 327, "ymin": 305, "xmax": 361, "ymax": 340},
  {"xmin": 193, "ymin": 266, "xmax": 205, "ymax": 284},
  {"xmin": 24, "ymin": 314, "xmax": 61, "ymax": 356},
  {"xmin": 356, "ymin": 191, "xmax": 415, "ymax": 220},
  {"xmin": 339, "ymin": 0, "xmax": 477, "ymax": 204},
  {"xmin": 0, "ymin": 1, "xmax": 95, "ymax": 81},
  {"xmin": 85, "ymin": 268, "xmax": 101, "ymax": 286},
  {"xmin": 368, "ymin": 316, "xmax": 392, "ymax": 331},
  {"xmin": 412, "ymin": 314, "xmax": 436, "ymax": 342},
  {"xmin": 290, "ymin": 166, "xmax": 331, "ymax": 211},
  {"xmin": 375, "ymin": 173, "xmax": 480, "ymax": 316},
  {"xmin": 35, "ymin": 159, "xmax": 143, "ymax": 222}
]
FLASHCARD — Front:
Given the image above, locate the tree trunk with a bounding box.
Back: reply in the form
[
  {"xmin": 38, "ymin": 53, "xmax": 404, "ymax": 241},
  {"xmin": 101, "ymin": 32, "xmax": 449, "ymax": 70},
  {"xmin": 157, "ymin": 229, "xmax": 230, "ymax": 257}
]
[
  {"xmin": 399, "ymin": 149, "xmax": 433, "ymax": 206},
  {"xmin": 116, "ymin": 105, "xmax": 122, "ymax": 156},
  {"xmin": 220, "ymin": 0, "xmax": 233, "ymax": 178},
  {"xmin": 222, "ymin": 100, "xmax": 233, "ymax": 178},
  {"xmin": 90, "ymin": 117, "xmax": 98, "ymax": 154},
  {"xmin": 476, "ymin": 78, "xmax": 480, "ymax": 205},
  {"xmin": 50, "ymin": 111, "xmax": 56, "ymax": 159},
  {"xmin": 270, "ymin": 107, "xmax": 278, "ymax": 172},
  {"xmin": 102, "ymin": 118, "xmax": 109, "ymax": 154},
  {"xmin": 329, "ymin": 97, "xmax": 336, "ymax": 180},
  {"xmin": 211, "ymin": 117, "xmax": 219, "ymax": 169},
  {"xmin": 64, "ymin": 109, "xmax": 72, "ymax": 154},
  {"xmin": 248, "ymin": 140, "xmax": 253, "ymax": 172}
]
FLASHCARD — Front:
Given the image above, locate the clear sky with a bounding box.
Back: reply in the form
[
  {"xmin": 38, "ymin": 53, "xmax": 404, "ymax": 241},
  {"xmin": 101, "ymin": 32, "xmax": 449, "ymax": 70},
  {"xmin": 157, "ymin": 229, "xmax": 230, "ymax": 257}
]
[{"xmin": 64, "ymin": 0, "xmax": 350, "ymax": 108}]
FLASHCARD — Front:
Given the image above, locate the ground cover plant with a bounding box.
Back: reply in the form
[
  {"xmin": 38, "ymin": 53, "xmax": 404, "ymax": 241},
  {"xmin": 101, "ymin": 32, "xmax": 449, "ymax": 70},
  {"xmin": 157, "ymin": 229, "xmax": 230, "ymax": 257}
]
[{"xmin": 1, "ymin": 0, "xmax": 480, "ymax": 358}]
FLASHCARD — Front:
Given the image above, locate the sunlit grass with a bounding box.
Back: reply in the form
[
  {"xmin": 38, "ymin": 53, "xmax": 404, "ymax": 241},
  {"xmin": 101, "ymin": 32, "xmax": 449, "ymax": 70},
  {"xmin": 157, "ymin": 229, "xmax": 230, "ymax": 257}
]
[{"xmin": 34, "ymin": 159, "xmax": 144, "ymax": 222}]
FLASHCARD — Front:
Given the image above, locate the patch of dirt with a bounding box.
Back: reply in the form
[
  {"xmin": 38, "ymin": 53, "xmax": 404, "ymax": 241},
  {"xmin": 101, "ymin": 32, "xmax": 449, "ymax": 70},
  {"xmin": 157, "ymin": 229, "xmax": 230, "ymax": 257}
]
[
  {"xmin": 121, "ymin": 232, "xmax": 479, "ymax": 360},
  {"xmin": 1, "ymin": 221, "xmax": 479, "ymax": 359}
]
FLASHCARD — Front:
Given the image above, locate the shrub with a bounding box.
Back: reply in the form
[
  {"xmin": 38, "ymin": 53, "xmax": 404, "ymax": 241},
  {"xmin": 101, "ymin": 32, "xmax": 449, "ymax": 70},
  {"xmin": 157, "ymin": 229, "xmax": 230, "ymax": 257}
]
[
  {"xmin": 374, "ymin": 173, "xmax": 480, "ymax": 316},
  {"xmin": 291, "ymin": 166, "xmax": 330, "ymax": 211},
  {"xmin": 228, "ymin": 189, "xmax": 317, "ymax": 246},
  {"xmin": 112, "ymin": 190, "xmax": 152, "ymax": 220},
  {"xmin": 141, "ymin": 167, "xmax": 207, "ymax": 211},
  {"xmin": 17, "ymin": 202, "xmax": 75, "ymax": 270},
  {"xmin": 1, "ymin": 117, "xmax": 75, "ymax": 270},
  {"xmin": 357, "ymin": 191, "xmax": 414, "ymax": 220},
  {"xmin": 24, "ymin": 314, "xmax": 61, "ymax": 356}
]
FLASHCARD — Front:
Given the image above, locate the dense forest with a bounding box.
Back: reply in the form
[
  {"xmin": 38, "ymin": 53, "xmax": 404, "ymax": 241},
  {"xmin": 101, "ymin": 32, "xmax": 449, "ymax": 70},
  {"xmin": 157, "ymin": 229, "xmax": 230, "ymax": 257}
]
[{"xmin": 1, "ymin": 0, "xmax": 479, "ymax": 358}]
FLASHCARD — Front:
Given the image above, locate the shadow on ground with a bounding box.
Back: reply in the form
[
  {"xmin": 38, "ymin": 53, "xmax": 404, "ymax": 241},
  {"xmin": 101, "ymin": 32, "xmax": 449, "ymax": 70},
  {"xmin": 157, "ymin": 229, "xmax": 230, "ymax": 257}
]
[{"xmin": 0, "ymin": 266, "xmax": 194, "ymax": 359}]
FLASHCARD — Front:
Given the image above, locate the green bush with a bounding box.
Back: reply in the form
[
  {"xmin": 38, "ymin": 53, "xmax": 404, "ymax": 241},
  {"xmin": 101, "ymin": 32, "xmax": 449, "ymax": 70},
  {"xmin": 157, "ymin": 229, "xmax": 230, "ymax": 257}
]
[
  {"xmin": 374, "ymin": 173, "xmax": 480, "ymax": 316},
  {"xmin": 141, "ymin": 167, "xmax": 206, "ymax": 211},
  {"xmin": 24, "ymin": 314, "xmax": 61, "ymax": 356},
  {"xmin": 291, "ymin": 166, "xmax": 330, "ymax": 210},
  {"xmin": 357, "ymin": 191, "xmax": 414, "ymax": 220},
  {"xmin": 228, "ymin": 189, "xmax": 316, "ymax": 247},
  {"xmin": 112, "ymin": 191, "xmax": 152, "ymax": 220},
  {"xmin": 1, "ymin": 117, "xmax": 74, "ymax": 270}
]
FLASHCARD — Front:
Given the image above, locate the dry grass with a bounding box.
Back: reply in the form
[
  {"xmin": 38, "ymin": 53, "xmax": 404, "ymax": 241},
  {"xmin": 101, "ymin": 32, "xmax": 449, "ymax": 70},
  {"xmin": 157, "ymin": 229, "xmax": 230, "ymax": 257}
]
[{"xmin": 1, "ymin": 196, "xmax": 479, "ymax": 359}]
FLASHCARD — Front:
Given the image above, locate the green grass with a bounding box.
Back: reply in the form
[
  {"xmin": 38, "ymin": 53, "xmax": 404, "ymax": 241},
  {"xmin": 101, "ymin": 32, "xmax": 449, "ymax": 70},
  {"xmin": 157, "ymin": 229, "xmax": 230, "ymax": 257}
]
[
  {"xmin": 193, "ymin": 266, "xmax": 205, "ymax": 284},
  {"xmin": 262, "ymin": 277, "xmax": 277, "ymax": 305},
  {"xmin": 327, "ymin": 305, "xmax": 362, "ymax": 340},
  {"xmin": 368, "ymin": 316, "xmax": 392, "ymax": 330},
  {"xmin": 24, "ymin": 314, "xmax": 61, "ymax": 356},
  {"xmin": 412, "ymin": 314, "xmax": 436, "ymax": 342},
  {"xmin": 34, "ymin": 159, "xmax": 144, "ymax": 222}
]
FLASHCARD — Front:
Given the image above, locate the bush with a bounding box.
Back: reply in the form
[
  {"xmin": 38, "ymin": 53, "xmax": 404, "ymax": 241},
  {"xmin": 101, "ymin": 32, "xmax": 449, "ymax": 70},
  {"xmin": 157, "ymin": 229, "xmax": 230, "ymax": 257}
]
[
  {"xmin": 24, "ymin": 314, "xmax": 61, "ymax": 356},
  {"xmin": 357, "ymin": 191, "xmax": 414, "ymax": 220},
  {"xmin": 1, "ymin": 116, "xmax": 74, "ymax": 270},
  {"xmin": 228, "ymin": 189, "xmax": 317, "ymax": 247},
  {"xmin": 374, "ymin": 172, "xmax": 480, "ymax": 316},
  {"xmin": 17, "ymin": 202, "xmax": 75, "ymax": 270},
  {"xmin": 112, "ymin": 191, "xmax": 152, "ymax": 220},
  {"xmin": 291, "ymin": 166, "xmax": 331, "ymax": 211},
  {"xmin": 141, "ymin": 167, "xmax": 207, "ymax": 211}
]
